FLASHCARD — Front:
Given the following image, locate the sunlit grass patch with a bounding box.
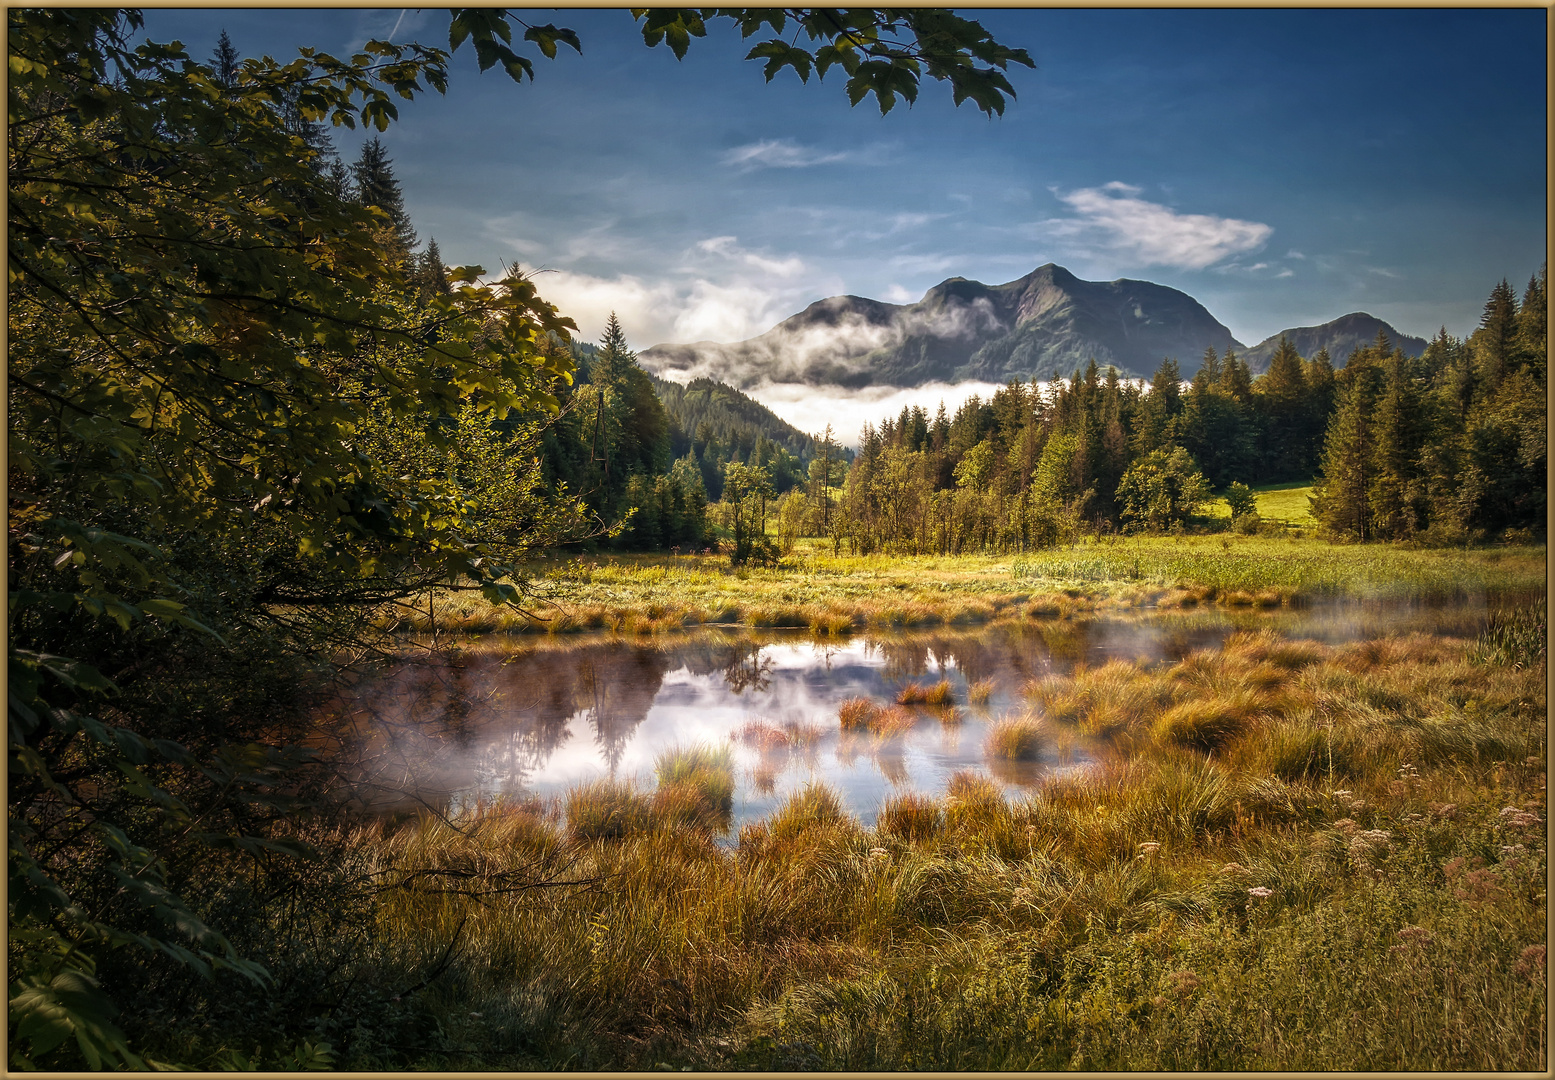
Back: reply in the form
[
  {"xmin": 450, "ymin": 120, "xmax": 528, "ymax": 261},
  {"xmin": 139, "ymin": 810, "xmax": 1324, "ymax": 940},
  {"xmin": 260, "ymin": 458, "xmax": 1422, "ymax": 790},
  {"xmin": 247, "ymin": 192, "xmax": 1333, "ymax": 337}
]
[
  {"xmin": 870, "ymin": 704, "xmax": 919, "ymax": 737},
  {"xmin": 655, "ymin": 744, "xmax": 734, "ymax": 812},
  {"xmin": 897, "ymin": 679, "xmax": 955, "ymax": 706},
  {"xmin": 1153, "ymin": 690, "xmax": 1262, "ymax": 751},
  {"xmin": 1470, "ymin": 597, "xmax": 1546, "ymax": 671},
  {"xmin": 968, "ymin": 678, "xmax": 996, "ymax": 705},
  {"xmin": 737, "ymin": 719, "xmax": 823, "ymax": 753},
  {"xmin": 985, "ymin": 714, "xmax": 1047, "ymax": 761},
  {"xmin": 764, "ymin": 782, "xmax": 855, "ymax": 843},
  {"xmin": 1030, "ymin": 658, "xmax": 1177, "ymax": 737},
  {"xmin": 838, "ymin": 697, "xmax": 876, "ymax": 731},
  {"xmin": 566, "ymin": 778, "xmax": 652, "ymax": 841},
  {"xmin": 876, "ymin": 791, "xmax": 945, "ymax": 842}
]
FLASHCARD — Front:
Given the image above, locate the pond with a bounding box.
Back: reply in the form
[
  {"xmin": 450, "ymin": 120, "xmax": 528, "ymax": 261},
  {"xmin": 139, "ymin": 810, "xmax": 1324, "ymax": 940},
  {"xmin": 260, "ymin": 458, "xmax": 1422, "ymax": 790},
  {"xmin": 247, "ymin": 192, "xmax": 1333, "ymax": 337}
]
[{"xmin": 327, "ymin": 601, "xmax": 1494, "ymax": 829}]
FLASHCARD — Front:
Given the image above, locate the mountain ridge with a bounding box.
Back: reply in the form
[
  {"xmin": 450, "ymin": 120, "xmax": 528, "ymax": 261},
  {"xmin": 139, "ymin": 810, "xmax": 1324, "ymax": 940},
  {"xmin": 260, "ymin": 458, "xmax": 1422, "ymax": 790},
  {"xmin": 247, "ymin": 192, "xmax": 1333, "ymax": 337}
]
[{"xmin": 640, "ymin": 264, "xmax": 1425, "ymax": 388}]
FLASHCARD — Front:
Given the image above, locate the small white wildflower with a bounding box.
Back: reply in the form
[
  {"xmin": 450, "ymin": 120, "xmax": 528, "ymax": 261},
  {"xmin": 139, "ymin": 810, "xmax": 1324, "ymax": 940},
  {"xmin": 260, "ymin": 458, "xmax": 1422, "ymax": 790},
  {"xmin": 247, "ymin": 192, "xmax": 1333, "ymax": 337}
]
[
  {"xmin": 1138, "ymin": 841, "xmax": 1161, "ymax": 855},
  {"xmin": 1247, "ymin": 886, "xmax": 1273, "ymax": 900}
]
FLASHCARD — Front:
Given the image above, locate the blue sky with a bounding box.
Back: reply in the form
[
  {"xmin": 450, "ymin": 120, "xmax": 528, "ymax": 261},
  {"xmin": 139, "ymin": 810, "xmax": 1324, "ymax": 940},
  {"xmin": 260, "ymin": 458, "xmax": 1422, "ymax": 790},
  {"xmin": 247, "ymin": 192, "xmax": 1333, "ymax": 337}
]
[{"xmin": 145, "ymin": 8, "xmax": 1545, "ymax": 358}]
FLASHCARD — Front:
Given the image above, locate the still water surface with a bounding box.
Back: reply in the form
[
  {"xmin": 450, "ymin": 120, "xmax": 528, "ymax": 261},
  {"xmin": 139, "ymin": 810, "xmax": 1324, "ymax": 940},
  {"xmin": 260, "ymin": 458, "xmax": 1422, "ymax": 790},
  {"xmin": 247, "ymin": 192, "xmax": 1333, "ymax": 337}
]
[{"xmin": 334, "ymin": 603, "xmax": 1487, "ymax": 828}]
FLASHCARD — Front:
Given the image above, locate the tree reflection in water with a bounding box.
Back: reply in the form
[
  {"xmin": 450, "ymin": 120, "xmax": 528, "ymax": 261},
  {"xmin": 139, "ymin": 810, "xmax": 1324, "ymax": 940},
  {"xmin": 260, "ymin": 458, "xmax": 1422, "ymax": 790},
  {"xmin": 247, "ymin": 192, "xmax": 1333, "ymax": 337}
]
[{"xmin": 334, "ymin": 611, "xmax": 1299, "ymax": 824}]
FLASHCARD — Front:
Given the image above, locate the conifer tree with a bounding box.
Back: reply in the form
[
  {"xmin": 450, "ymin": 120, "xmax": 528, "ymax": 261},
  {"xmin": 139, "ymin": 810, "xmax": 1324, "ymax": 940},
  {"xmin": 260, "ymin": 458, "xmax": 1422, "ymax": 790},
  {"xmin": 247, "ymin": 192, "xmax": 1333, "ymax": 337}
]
[
  {"xmin": 1476, "ymin": 278, "xmax": 1519, "ymax": 390},
  {"xmin": 1196, "ymin": 345, "xmax": 1222, "ymax": 386},
  {"xmin": 412, "ymin": 237, "xmax": 451, "ymax": 299},
  {"xmin": 1367, "ymin": 347, "xmax": 1425, "ymax": 538},
  {"xmin": 1517, "ymin": 263, "xmax": 1547, "ymax": 374},
  {"xmin": 1312, "ymin": 363, "xmax": 1383, "ymax": 540},
  {"xmin": 1255, "ymin": 336, "xmax": 1309, "ymax": 478},
  {"xmin": 351, "ymin": 137, "xmax": 417, "ymax": 253},
  {"xmin": 323, "ymin": 157, "xmax": 352, "ymax": 200},
  {"xmin": 1218, "ymin": 347, "xmax": 1252, "ymax": 403},
  {"xmin": 210, "ymin": 29, "xmax": 240, "ymax": 89}
]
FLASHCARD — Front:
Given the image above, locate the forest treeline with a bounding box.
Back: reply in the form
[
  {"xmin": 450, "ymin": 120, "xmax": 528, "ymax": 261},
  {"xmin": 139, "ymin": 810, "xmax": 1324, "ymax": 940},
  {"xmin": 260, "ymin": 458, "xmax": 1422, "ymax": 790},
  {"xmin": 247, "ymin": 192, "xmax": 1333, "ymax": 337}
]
[
  {"xmin": 805, "ymin": 269, "xmax": 1545, "ymax": 555},
  {"xmin": 533, "ymin": 274, "xmax": 1546, "ymax": 562},
  {"xmin": 223, "ymin": 113, "xmax": 1545, "ymax": 562}
]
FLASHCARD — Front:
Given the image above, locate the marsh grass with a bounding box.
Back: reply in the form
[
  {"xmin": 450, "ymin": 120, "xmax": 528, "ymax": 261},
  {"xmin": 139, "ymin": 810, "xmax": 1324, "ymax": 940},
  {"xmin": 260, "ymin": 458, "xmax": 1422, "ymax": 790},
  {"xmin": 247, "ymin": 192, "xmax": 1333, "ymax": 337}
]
[
  {"xmin": 333, "ymin": 584, "xmax": 1545, "ymax": 1072},
  {"xmin": 378, "ymin": 538, "xmax": 1544, "ymax": 637},
  {"xmin": 876, "ymin": 792, "xmax": 944, "ymax": 841},
  {"xmin": 836, "ymin": 698, "xmax": 918, "ymax": 737},
  {"xmin": 985, "ymin": 714, "xmax": 1047, "ymax": 760},
  {"xmin": 897, "ymin": 678, "xmax": 954, "ymax": 705},
  {"xmin": 1471, "ymin": 597, "xmax": 1547, "ymax": 671}
]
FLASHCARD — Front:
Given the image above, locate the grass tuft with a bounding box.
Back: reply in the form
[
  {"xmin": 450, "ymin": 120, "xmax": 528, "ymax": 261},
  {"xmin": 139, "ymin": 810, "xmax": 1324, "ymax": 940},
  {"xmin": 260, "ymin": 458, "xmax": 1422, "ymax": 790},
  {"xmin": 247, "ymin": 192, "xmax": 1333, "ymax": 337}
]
[
  {"xmin": 1153, "ymin": 690, "xmax": 1262, "ymax": 751},
  {"xmin": 876, "ymin": 791, "xmax": 945, "ymax": 842},
  {"xmin": 985, "ymin": 714, "xmax": 1047, "ymax": 760}
]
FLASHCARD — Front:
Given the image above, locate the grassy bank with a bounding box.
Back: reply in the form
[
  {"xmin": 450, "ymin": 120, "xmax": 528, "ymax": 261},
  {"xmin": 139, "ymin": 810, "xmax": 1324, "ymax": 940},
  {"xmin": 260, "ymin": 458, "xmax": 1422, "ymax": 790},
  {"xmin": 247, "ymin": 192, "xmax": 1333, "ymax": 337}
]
[
  {"xmin": 266, "ymin": 615, "xmax": 1548, "ymax": 1071},
  {"xmin": 387, "ymin": 536, "xmax": 1546, "ymax": 636}
]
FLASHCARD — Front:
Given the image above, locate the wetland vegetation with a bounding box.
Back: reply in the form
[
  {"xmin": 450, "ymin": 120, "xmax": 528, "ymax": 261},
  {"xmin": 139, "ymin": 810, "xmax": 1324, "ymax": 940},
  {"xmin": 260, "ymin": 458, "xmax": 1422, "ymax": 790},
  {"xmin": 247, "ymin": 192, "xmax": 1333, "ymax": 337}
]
[{"xmin": 7, "ymin": 8, "xmax": 1543, "ymax": 1072}]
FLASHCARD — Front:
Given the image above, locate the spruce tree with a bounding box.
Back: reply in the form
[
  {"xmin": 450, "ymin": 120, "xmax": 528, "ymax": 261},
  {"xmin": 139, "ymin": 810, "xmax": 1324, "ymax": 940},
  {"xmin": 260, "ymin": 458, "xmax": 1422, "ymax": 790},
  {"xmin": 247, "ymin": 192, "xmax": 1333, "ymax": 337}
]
[
  {"xmin": 412, "ymin": 237, "xmax": 451, "ymax": 299},
  {"xmin": 351, "ymin": 137, "xmax": 417, "ymax": 253},
  {"xmin": 1517, "ymin": 263, "xmax": 1547, "ymax": 375},
  {"xmin": 1195, "ymin": 345, "xmax": 1222, "ymax": 386},
  {"xmin": 1312, "ymin": 364, "xmax": 1382, "ymax": 540},
  {"xmin": 1367, "ymin": 348, "xmax": 1424, "ymax": 538},
  {"xmin": 1256, "ymin": 336, "xmax": 1308, "ymax": 478},
  {"xmin": 1475, "ymin": 278, "xmax": 1519, "ymax": 390},
  {"xmin": 210, "ymin": 29, "xmax": 240, "ymax": 89},
  {"xmin": 1218, "ymin": 347, "xmax": 1252, "ymax": 403},
  {"xmin": 323, "ymin": 157, "xmax": 352, "ymax": 200},
  {"xmin": 281, "ymin": 86, "xmax": 335, "ymax": 174}
]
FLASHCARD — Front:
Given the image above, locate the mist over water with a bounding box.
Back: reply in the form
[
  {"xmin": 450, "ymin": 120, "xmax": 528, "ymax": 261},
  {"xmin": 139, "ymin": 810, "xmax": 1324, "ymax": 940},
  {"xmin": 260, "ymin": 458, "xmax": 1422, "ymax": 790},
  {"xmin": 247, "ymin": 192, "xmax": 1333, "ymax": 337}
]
[
  {"xmin": 747, "ymin": 381, "xmax": 1005, "ymax": 448},
  {"xmin": 327, "ymin": 602, "xmax": 1495, "ymax": 828}
]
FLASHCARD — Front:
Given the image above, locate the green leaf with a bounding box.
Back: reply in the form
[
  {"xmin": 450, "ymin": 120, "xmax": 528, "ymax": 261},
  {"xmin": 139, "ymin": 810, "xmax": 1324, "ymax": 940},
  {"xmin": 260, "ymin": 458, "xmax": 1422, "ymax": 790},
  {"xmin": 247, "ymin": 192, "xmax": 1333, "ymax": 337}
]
[
  {"xmin": 523, "ymin": 24, "xmax": 582, "ymax": 60},
  {"xmin": 10, "ymin": 969, "xmax": 143, "ymax": 1070}
]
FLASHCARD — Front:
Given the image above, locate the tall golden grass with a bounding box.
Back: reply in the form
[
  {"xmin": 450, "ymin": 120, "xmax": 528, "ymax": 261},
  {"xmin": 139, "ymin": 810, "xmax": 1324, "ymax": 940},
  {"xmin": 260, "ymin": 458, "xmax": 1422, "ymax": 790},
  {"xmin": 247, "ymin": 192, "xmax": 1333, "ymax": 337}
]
[{"xmin": 332, "ymin": 604, "xmax": 1545, "ymax": 1072}]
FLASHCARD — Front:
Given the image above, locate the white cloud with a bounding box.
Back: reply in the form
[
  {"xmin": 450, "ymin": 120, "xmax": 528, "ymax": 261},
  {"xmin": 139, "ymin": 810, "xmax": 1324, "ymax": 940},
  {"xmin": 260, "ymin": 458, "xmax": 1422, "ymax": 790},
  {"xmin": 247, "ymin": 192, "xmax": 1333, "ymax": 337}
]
[
  {"xmin": 527, "ymin": 270, "xmax": 681, "ymax": 347},
  {"xmin": 883, "ymin": 283, "xmax": 917, "ymax": 303},
  {"xmin": 671, "ymin": 279, "xmax": 792, "ymax": 344},
  {"xmin": 695, "ymin": 235, "xmax": 804, "ymax": 278},
  {"xmin": 1035, "ymin": 183, "xmax": 1273, "ymax": 270},
  {"xmin": 1276, "ymin": 268, "xmax": 1295, "ymax": 279},
  {"xmin": 749, "ymin": 381, "xmax": 1010, "ymax": 447},
  {"xmin": 721, "ymin": 138, "xmax": 850, "ymax": 170}
]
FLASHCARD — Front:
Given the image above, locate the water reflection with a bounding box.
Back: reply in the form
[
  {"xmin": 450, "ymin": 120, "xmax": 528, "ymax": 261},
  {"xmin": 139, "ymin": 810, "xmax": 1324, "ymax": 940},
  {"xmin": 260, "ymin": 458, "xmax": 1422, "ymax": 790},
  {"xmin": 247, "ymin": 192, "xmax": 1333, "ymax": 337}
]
[{"xmin": 329, "ymin": 601, "xmax": 1494, "ymax": 827}]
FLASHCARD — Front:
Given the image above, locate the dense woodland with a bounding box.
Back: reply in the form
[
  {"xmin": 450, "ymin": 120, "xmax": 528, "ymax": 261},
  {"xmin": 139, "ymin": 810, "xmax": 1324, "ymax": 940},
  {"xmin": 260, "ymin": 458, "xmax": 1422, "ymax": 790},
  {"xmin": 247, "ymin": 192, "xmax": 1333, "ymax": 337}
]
[
  {"xmin": 818, "ymin": 271, "xmax": 1546, "ymax": 555},
  {"xmin": 545, "ymin": 270, "xmax": 1545, "ymax": 561},
  {"xmin": 5, "ymin": 7, "xmax": 1543, "ymax": 1071}
]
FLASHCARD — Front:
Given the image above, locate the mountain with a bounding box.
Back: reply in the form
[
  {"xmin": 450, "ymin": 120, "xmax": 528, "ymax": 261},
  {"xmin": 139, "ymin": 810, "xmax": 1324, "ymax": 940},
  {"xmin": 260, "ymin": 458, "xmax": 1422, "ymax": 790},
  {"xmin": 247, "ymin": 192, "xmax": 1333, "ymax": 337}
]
[
  {"xmin": 1237, "ymin": 312, "xmax": 1429, "ymax": 374},
  {"xmin": 646, "ymin": 372, "xmax": 816, "ymax": 461},
  {"xmin": 570, "ymin": 339, "xmax": 816, "ymax": 458},
  {"xmin": 641, "ymin": 264, "xmax": 1247, "ymax": 388}
]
